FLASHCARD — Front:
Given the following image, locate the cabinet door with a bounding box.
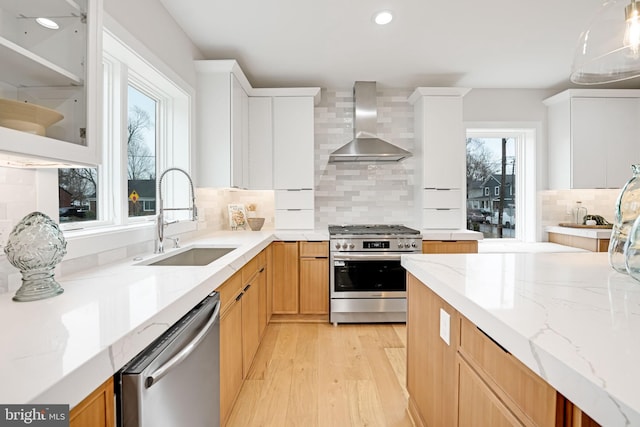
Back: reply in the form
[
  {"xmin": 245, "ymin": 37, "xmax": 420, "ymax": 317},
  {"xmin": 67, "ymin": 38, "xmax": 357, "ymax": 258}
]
[
  {"xmin": 420, "ymin": 96, "xmax": 465, "ymax": 189},
  {"xmin": 69, "ymin": 378, "xmax": 114, "ymax": 427},
  {"xmin": 273, "ymin": 97, "xmax": 314, "ymax": 189},
  {"xmin": 406, "ymin": 273, "xmax": 458, "ymax": 427},
  {"xmin": 457, "ymin": 358, "xmax": 523, "ymax": 427},
  {"xmin": 220, "ymin": 298, "xmax": 243, "ymax": 425},
  {"xmin": 248, "ymin": 97, "xmax": 273, "ymax": 189},
  {"xmin": 272, "ymin": 241, "xmax": 299, "ymax": 314},
  {"xmin": 571, "ymin": 97, "xmax": 640, "ymax": 189},
  {"xmin": 241, "ymin": 276, "xmax": 260, "ymax": 378},
  {"xmin": 232, "ymin": 74, "xmax": 249, "ymax": 189},
  {"xmin": 299, "ymin": 257, "xmax": 329, "ymax": 314},
  {"xmin": 265, "ymin": 244, "xmax": 274, "ymax": 321},
  {"xmin": 257, "ymin": 262, "xmax": 268, "ymax": 337}
]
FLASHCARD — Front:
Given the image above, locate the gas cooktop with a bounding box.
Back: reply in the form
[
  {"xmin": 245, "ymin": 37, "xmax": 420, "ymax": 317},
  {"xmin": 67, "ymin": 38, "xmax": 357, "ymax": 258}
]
[{"xmin": 328, "ymin": 224, "xmax": 421, "ymax": 236}]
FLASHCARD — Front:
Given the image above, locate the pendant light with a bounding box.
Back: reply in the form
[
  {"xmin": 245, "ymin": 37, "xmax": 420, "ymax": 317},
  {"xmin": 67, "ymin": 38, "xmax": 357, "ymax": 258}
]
[{"xmin": 571, "ymin": 0, "xmax": 640, "ymax": 84}]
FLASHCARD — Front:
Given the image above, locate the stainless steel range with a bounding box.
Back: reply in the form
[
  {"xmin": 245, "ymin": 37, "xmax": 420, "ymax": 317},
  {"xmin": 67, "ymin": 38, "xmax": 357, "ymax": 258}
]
[{"xmin": 329, "ymin": 224, "xmax": 422, "ymax": 325}]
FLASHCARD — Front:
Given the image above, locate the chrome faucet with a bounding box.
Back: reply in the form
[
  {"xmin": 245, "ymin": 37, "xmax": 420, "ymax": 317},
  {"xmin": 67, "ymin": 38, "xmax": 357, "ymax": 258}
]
[{"xmin": 156, "ymin": 167, "xmax": 198, "ymax": 254}]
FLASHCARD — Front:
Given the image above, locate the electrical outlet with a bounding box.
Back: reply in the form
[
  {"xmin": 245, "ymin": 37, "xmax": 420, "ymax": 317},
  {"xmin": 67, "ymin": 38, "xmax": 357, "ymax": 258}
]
[
  {"xmin": 439, "ymin": 308, "xmax": 451, "ymax": 346},
  {"xmin": 566, "ymin": 202, "xmax": 574, "ymax": 215},
  {"xmin": 0, "ymin": 220, "xmax": 13, "ymax": 247}
]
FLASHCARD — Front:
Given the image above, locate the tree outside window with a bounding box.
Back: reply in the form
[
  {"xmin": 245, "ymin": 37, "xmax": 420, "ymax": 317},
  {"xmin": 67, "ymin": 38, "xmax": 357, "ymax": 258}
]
[
  {"xmin": 127, "ymin": 85, "xmax": 157, "ymax": 218},
  {"xmin": 466, "ymin": 137, "xmax": 516, "ymax": 238}
]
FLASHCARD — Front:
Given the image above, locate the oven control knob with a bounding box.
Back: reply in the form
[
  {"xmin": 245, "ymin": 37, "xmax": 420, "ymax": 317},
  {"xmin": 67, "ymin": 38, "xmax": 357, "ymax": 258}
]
[
  {"xmin": 335, "ymin": 242, "xmax": 341, "ymax": 250},
  {"xmin": 398, "ymin": 242, "xmax": 404, "ymax": 249},
  {"xmin": 342, "ymin": 243, "xmax": 348, "ymax": 250},
  {"xmin": 405, "ymin": 242, "xmax": 411, "ymax": 248},
  {"xmin": 349, "ymin": 243, "xmax": 355, "ymax": 249},
  {"xmin": 411, "ymin": 242, "xmax": 417, "ymax": 248}
]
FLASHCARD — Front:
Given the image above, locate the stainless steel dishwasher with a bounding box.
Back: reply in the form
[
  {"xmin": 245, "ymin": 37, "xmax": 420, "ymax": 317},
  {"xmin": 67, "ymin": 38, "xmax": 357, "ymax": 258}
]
[{"xmin": 116, "ymin": 291, "xmax": 220, "ymax": 427}]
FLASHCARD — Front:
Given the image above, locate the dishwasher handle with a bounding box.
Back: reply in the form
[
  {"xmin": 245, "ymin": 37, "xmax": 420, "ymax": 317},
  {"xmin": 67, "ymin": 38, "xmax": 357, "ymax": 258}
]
[{"xmin": 145, "ymin": 299, "xmax": 221, "ymax": 388}]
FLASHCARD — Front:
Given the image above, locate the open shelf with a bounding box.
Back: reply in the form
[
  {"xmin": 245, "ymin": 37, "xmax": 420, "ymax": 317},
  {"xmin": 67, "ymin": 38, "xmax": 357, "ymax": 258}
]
[{"xmin": 0, "ymin": 36, "xmax": 83, "ymax": 87}]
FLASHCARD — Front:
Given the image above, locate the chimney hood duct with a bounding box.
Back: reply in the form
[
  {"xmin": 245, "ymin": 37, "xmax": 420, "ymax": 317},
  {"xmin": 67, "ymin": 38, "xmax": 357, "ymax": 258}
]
[{"xmin": 329, "ymin": 81, "xmax": 411, "ymax": 163}]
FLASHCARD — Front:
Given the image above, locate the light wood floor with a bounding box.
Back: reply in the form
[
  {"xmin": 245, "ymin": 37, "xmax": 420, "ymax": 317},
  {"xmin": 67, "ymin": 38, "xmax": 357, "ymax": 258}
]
[{"xmin": 226, "ymin": 322, "xmax": 413, "ymax": 427}]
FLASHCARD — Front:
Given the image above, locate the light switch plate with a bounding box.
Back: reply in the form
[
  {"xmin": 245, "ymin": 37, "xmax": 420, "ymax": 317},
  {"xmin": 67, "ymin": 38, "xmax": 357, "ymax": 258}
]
[{"xmin": 439, "ymin": 308, "xmax": 451, "ymax": 345}]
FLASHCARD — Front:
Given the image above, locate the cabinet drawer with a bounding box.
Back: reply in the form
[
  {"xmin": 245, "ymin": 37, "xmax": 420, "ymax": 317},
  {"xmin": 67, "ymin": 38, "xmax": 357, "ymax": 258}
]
[
  {"xmin": 423, "ymin": 189, "xmax": 462, "ymax": 209},
  {"xmin": 275, "ymin": 189, "xmax": 314, "ymax": 209},
  {"xmin": 300, "ymin": 241, "xmax": 328, "ymax": 258},
  {"xmin": 241, "ymin": 255, "xmax": 259, "ymax": 284},
  {"xmin": 217, "ymin": 272, "xmax": 243, "ymax": 314},
  {"xmin": 459, "ymin": 317, "xmax": 559, "ymax": 426},
  {"xmin": 275, "ymin": 209, "xmax": 314, "ymax": 229},
  {"xmin": 422, "ymin": 208, "xmax": 462, "ymax": 229}
]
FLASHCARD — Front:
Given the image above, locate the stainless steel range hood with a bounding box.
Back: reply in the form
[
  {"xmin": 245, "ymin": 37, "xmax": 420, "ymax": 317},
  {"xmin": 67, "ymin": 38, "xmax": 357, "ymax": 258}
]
[{"xmin": 329, "ymin": 81, "xmax": 411, "ymax": 163}]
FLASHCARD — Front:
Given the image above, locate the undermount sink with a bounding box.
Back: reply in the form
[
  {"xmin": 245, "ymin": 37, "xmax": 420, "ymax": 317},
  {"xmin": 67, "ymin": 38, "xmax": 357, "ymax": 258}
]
[{"xmin": 139, "ymin": 246, "xmax": 237, "ymax": 266}]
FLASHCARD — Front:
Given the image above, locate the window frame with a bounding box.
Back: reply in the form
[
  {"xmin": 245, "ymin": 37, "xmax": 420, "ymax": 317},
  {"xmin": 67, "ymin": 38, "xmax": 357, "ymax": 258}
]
[
  {"xmin": 465, "ymin": 123, "xmax": 538, "ymax": 242},
  {"xmin": 58, "ymin": 26, "xmax": 195, "ymax": 241}
]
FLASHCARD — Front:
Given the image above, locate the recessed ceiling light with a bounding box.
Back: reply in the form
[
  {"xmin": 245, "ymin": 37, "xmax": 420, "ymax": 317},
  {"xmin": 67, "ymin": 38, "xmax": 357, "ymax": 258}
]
[
  {"xmin": 373, "ymin": 10, "xmax": 393, "ymax": 25},
  {"xmin": 36, "ymin": 17, "xmax": 59, "ymax": 30}
]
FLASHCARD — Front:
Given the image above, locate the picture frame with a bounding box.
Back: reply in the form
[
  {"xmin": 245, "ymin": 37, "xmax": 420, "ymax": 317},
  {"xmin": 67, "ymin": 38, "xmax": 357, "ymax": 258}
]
[{"xmin": 227, "ymin": 204, "xmax": 247, "ymax": 230}]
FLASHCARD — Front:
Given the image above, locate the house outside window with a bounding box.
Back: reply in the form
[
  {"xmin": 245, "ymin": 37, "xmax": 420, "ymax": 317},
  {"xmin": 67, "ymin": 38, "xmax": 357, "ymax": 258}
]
[{"xmin": 466, "ymin": 136, "xmax": 517, "ymax": 238}]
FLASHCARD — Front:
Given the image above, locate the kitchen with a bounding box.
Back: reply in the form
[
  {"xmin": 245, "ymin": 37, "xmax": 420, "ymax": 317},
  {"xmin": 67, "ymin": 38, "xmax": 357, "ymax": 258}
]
[{"xmin": 1, "ymin": 0, "xmax": 640, "ymax": 426}]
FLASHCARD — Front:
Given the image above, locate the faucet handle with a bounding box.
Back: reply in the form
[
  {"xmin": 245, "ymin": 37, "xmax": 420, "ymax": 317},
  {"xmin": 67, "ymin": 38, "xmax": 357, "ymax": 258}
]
[{"xmin": 167, "ymin": 237, "xmax": 180, "ymax": 248}]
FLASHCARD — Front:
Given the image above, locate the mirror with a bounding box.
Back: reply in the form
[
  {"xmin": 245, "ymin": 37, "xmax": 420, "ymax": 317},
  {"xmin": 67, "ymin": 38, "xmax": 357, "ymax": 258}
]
[{"xmin": 0, "ymin": 0, "xmax": 87, "ymax": 145}]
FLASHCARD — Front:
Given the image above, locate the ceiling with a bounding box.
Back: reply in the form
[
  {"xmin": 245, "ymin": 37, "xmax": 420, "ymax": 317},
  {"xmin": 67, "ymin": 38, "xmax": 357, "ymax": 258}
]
[{"xmin": 159, "ymin": 0, "xmax": 640, "ymax": 90}]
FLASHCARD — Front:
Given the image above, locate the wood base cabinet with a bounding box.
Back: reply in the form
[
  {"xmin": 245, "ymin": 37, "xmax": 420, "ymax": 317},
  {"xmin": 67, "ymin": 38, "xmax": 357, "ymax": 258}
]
[
  {"xmin": 69, "ymin": 378, "xmax": 114, "ymax": 427},
  {"xmin": 407, "ymin": 273, "xmax": 458, "ymax": 427},
  {"xmin": 272, "ymin": 241, "xmax": 299, "ymax": 314},
  {"xmin": 299, "ymin": 242, "xmax": 329, "ymax": 314},
  {"xmin": 457, "ymin": 358, "xmax": 523, "ymax": 427},
  {"xmin": 219, "ymin": 273, "xmax": 244, "ymax": 426},
  {"xmin": 219, "ymin": 248, "xmax": 270, "ymax": 426},
  {"xmin": 548, "ymin": 232, "xmax": 609, "ymax": 252},
  {"xmin": 407, "ymin": 273, "xmax": 601, "ymax": 427},
  {"xmin": 422, "ymin": 240, "xmax": 478, "ymax": 254},
  {"xmin": 272, "ymin": 241, "xmax": 329, "ymax": 319}
]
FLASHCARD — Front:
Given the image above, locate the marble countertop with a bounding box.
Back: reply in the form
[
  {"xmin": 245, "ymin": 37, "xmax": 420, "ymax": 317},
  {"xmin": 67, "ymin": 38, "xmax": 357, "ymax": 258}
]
[
  {"xmin": 478, "ymin": 241, "xmax": 588, "ymax": 253},
  {"xmin": 546, "ymin": 225, "xmax": 613, "ymax": 239},
  {"xmin": 0, "ymin": 231, "xmax": 279, "ymax": 408},
  {"xmin": 402, "ymin": 252, "xmax": 640, "ymax": 426}
]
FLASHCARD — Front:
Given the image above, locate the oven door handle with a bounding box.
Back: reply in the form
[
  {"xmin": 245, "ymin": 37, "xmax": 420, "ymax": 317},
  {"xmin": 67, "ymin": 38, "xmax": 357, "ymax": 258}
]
[{"xmin": 332, "ymin": 253, "xmax": 404, "ymax": 261}]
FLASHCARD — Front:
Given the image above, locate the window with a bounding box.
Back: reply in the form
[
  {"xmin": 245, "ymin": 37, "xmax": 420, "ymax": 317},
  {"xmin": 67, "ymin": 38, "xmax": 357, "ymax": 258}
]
[
  {"xmin": 465, "ymin": 125, "xmax": 537, "ymax": 242},
  {"xmin": 127, "ymin": 85, "xmax": 157, "ymax": 218},
  {"xmin": 58, "ymin": 28, "xmax": 193, "ymax": 232},
  {"xmin": 494, "ymin": 186, "xmax": 500, "ymax": 196}
]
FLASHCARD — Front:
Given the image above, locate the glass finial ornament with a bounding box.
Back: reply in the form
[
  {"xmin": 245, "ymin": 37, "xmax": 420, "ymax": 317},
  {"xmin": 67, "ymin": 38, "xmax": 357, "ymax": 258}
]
[
  {"xmin": 609, "ymin": 164, "xmax": 640, "ymax": 273},
  {"xmin": 4, "ymin": 212, "xmax": 67, "ymax": 301}
]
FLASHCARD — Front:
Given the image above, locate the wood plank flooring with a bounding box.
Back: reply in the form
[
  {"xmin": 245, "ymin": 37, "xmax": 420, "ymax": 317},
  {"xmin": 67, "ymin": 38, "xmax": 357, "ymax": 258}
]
[{"xmin": 226, "ymin": 323, "xmax": 412, "ymax": 427}]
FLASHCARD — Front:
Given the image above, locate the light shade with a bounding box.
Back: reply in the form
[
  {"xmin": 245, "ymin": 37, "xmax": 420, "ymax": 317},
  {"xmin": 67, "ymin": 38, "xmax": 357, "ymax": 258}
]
[{"xmin": 571, "ymin": 0, "xmax": 640, "ymax": 84}]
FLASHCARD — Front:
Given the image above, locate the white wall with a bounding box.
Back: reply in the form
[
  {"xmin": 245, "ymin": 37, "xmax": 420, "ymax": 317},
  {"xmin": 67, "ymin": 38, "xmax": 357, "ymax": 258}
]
[
  {"xmin": 463, "ymin": 88, "xmax": 557, "ymax": 192},
  {"xmin": 103, "ymin": 0, "xmax": 203, "ymax": 87}
]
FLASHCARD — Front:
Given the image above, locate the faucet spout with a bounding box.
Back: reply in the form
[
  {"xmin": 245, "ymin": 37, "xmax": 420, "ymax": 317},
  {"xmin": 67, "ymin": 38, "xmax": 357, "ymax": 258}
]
[{"xmin": 155, "ymin": 167, "xmax": 198, "ymax": 254}]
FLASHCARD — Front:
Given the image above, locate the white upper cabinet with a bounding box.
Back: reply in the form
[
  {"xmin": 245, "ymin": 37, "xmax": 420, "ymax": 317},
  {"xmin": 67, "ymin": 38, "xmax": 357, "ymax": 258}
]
[
  {"xmin": 195, "ymin": 61, "xmax": 250, "ymax": 188},
  {"xmin": 0, "ymin": 0, "xmax": 102, "ymax": 167},
  {"xmin": 410, "ymin": 88, "xmax": 470, "ymax": 190},
  {"xmin": 248, "ymin": 97, "xmax": 273, "ymax": 190},
  {"xmin": 545, "ymin": 89, "xmax": 640, "ymax": 189},
  {"xmin": 409, "ymin": 87, "xmax": 470, "ymax": 229},
  {"xmin": 273, "ymin": 96, "xmax": 315, "ymax": 190}
]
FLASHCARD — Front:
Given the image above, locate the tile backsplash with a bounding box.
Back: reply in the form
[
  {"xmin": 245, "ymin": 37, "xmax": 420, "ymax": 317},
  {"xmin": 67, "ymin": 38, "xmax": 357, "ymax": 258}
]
[
  {"xmin": 314, "ymin": 88, "xmax": 416, "ymax": 228},
  {"xmin": 538, "ymin": 189, "xmax": 620, "ymax": 229}
]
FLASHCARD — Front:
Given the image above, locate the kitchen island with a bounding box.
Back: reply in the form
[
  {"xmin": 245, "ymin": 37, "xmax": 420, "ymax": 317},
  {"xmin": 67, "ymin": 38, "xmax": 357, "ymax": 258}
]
[{"xmin": 402, "ymin": 252, "xmax": 640, "ymax": 426}]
